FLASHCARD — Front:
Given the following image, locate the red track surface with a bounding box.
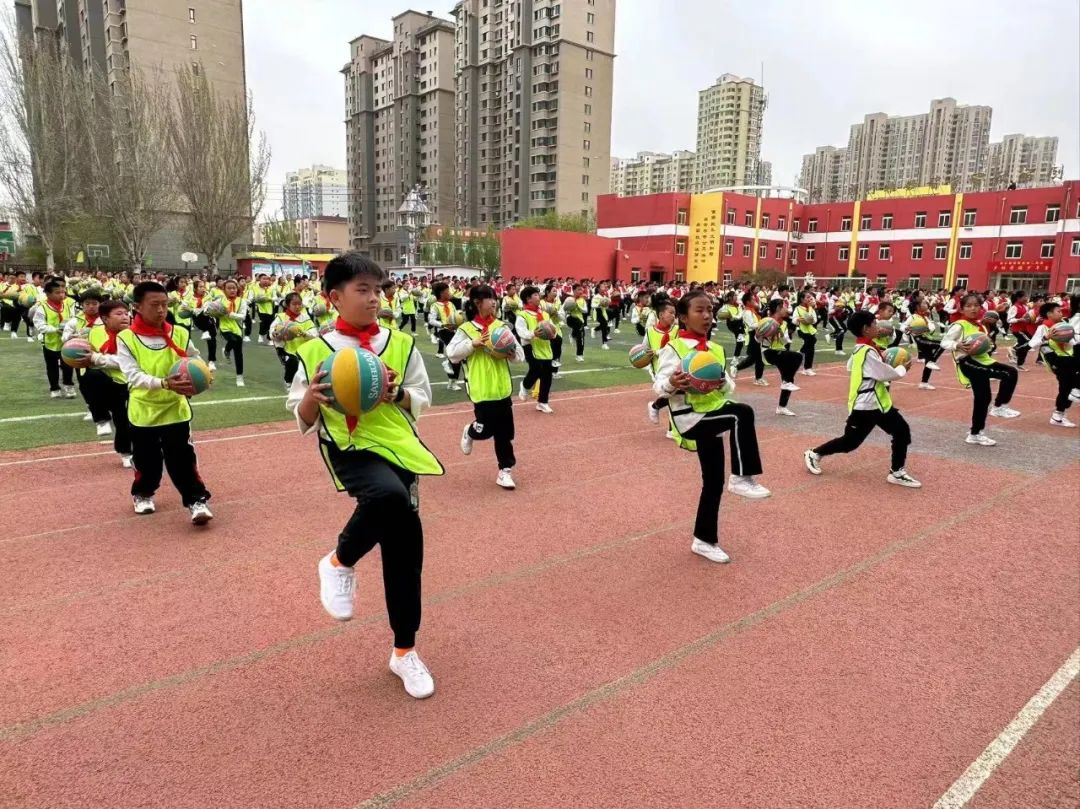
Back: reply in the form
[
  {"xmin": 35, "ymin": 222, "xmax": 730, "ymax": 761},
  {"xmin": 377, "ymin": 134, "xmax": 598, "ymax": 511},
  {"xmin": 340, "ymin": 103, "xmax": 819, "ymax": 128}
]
[{"xmin": 2, "ymin": 368, "xmax": 1077, "ymax": 809}]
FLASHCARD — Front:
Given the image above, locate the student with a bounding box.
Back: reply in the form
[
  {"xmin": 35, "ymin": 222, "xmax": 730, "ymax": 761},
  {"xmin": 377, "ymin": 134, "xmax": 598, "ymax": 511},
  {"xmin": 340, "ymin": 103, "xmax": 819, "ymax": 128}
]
[
  {"xmin": 761, "ymin": 298, "xmax": 804, "ymax": 416},
  {"xmin": 652, "ymin": 290, "xmax": 770, "ymax": 564},
  {"xmin": 116, "ymin": 282, "xmax": 212, "ymax": 524},
  {"xmin": 733, "ymin": 292, "xmax": 767, "ymax": 385},
  {"xmin": 804, "ymin": 310, "xmax": 920, "ymax": 487},
  {"xmin": 429, "ymin": 282, "xmax": 464, "ymax": 391},
  {"xmin": 644, "ymin": 297, "xmax": 677, "ymax": 433},
  {"xmin": 562, "ymin": 283, "xmax": 588, "ymax": 363},
  {"xmin": 397, "ymin": 281, "xmax": 418, "ymax": 333},
  {"xmin": 905, "ymin": 298, "xmax": 944, "ymax": 390},
  {"xmin": 218, "ymin": 279, "xmax": 248, "ymax": 387},
  {"xmin": 631, "ymin": 291, "xmax": 652, "ymax": 338},
  {"xmin": 447, "ymin": 284, "xmax": 526, "ymax": 489},
  {"xmin": 720, "ymin": 291, "xmax": 745, "ymax": 358},
  {"xmin": 62, "ymin": 290, "xmax": 110, "ymax": 431},
  {"xmin": 793, "ymin": 290, "xmax": 818, "ymax": 376},
  {"xmin": 1027, "ymin": 300, "xmax": 1079, "ymax": 428},
  {"xmin": 941, "ymin": 293, "xmax": 1020, "ymax": 446},
  {"xmin": 252, "ymin": 275, "xmax": 276, "ymax": 344},
  {"xmin": 271, "ymin": 292, "xmax": 318, "ymax": 389},
  {"xmin": 86, "ymin": 300, "xmax": 134, "ymax": 467},
  {"xmin": 288, "ymin": 252, "xmax": 443, "ymax": 699},
  {"xmin": 501, "ymin": 282, "xmax": 522, "ymax": 325},
  {"xmin": 378, "ymin": 280, "xmax": 400, "ymax": 331},
  {"xmin": 829, "ymin": 292, "xmax": 850, "ymax": 354},
  {"xmin": 591, "ymin": 282, "xmax": 612, "ymax": 349},
  {"xmin": 542, "ymin": 284, "xmax": 564, "ymax": 370},
  {"xmin": 33, "ymin": 279, "xmax": 77, "ymax": 399},
  {"xmin": 1006, "ymin": 290, "xmax": 1036, "ymax": 370},
  {"xmin": 515, "ymin": 285, "xmax": 555, "ymax": 414},
  {"xmin": 190, "ymin": 280, "xmax": 219, "ymax": 371}
]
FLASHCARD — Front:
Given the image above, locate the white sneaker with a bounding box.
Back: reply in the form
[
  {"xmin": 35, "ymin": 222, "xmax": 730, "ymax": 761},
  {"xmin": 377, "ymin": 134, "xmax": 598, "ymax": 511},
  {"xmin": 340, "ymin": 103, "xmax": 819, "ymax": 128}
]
[
  {"xmin": 63, "ymin": 385, "xmax": 76, "ymax": 399},
  {"xmin": 201, "ymin": 331, "xmax": 211, "ymax": 340},
  {"xmin": 448, "ymin": 381, "xmax": 463, "ymax": 391},
  {"xmin": 318, "ymin": 552, "xmax": 355, "ymax": 621},
  {"xmin": 441, "ymin": 359, "xmax": 453, "ymax": 376},
  {"xmin": 496, "ymin": 468, "xmax": 516, "ymax": 489},
  {"xmin": 8, "ymin": 331, "xmax": 16, "ymax": 339},
  {"xmin": 775, "ymin": 406, "xmax": 796, "ymax": 417},
  {"xmin": 189, "ymin": 501, "xmax": 213, "ymax": 525},
  {"xmin": 1007, "ymin": 348, "xmax": 1017, "ymax": 364},
  {"xmin": 691, "ymin": 538, "xmax": 730, "ymax": 564},
  {"xmin": 779, "ymin": 381, "xmax": 800, "ymax": 392},
  {"xmin": 1070, "ymin": 389, "xmax": 1080, "ymax": 403},
  {"xmin": 133, "ymin": 496, "xmax": 155, "ymax": 515},
  {"xmin": 647, "ymin": 401, "xmax": 659, "ymax": 425},
  {"xmin": 801, "ymin": 368, "xmax": 817, "ymax": 376},
  {"xmin": 552, "ymin": 360, "xmax": 561, "ymax": 368},
  {"xmin": 208, "ymin": 361, "xmax": 216, "ymax": 371},
  {"xmin": 834, "ymin": 348, "xmax": 845, "ymax": 355},
  {"xmin": 965, "ymin": 432, "xmax": 997, "ymax": 446},
  {"xmin": 121, "ymin": 454, "xmax": 133, "ymax": 468},
  {"xmin": 887, "ymin": 469, "xmax": 922, "ymax": 488},
  {"xmin": 536, "ymin": 403, "xmax": 553, "ymax": 414},
  {"xmin": 727, "ymin": 475, "xmax": 771, "ymax": 499},
  {"xmin": 95, "ymin": 421, "xmax": 112, "ymax": 436},
  {"xmin": 601, "ymin": 343, "xmax": 610, "ymax": 350},
  {"xmin": 236, "ymin": 376, "xmax": 245, "ymax": 387},
  {"xmin": 82, "ymin": 412, "xmax": 93, "ymax": 421},
  {"xmin": 460, "ymin": 424, "xmax": 474, "ymax": 455},
  {"xmin": 753, "ymin": 378, "xmax": 769, "ymax": 386},
  {"xmin": 575, "ymin": 355, "xmax": 585, "ymax": 363},
  {"xmin": 518, "ymin": 382, "xmax": 528, "ymax": 402},
  {"xmin": 244, "ymin": 336, "xmax": 252, "ymax": 343},
  {"xmin": 804, "ymin": 449, "xmax": 822, "ymax": 475},
  {"xmin": 435, "ymin": 352, "xmax": 445, "ymax": 359},
  {"xmin": 389, "ymin": 650, "xmax": 435, "ymax": 699},
  {"xmin": 49, "ymin": 390, "xmax": 62, "ymax": 399},
  {"xmin": 27, "ymin": 335, "xmax": 34, "ymax": 343},
  {"xmin": 1050, "ymin": 413, "xmax": 1076, "ymax": 428},
  {"xmin": 613, "ymin": 328, "xmax": 620, "ymax": 334},
  {"xmin": 926, "ymin": 361, "xmax": 941, "ymax": 371},
  {"xmin": 989, "ymin": 405, "xmax": 1020, "ymax": 419},
  {"xmin": 430, "ymin": 334, "xmax": 438, "ymax": 344},
  {"xmin": 918, "ymin": 382, "xmax": 936, "ymax": 390}
]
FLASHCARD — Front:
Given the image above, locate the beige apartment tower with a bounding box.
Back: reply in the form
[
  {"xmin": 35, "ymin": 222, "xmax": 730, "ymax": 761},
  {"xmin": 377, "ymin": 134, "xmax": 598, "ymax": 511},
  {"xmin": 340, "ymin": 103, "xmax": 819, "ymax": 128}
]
[
  {"xmin": 452, "ymin": 0, "xmax": 615, "ymax": 228},
  {"xmin": 694, "ymin": 74, "xmax": 766, "ymax": 192},
  {"xmin": 985, "ymin": 135, "xmax": 1059, "ymax": 189},
  {"xmin": 610, "ymin": 150, "xmax": 696, "ymax": 197},
  {"xmin": 343, "ymin": 11, "xmax": 456, "ymax": 255}
]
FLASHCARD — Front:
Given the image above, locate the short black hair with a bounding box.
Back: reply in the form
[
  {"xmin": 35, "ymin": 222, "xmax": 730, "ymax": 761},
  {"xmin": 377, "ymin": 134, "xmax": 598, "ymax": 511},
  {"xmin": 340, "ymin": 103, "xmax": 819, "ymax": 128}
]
[
  {"xmin": 80, "ymin": 289, "xmax": 102, "ymax": 303},
  {"xmin": 283, "ymin": 292, "xmax": 302, "ymax": 307},
  {"xmin": 432, "ymin": 281, "xmax": 449, "ymax": 299},
  {"xmin": 469, "ymin": 284, "xmax": 496, "ymax": 302},
  {"xmin": 380, "ymin": 278, "xmax": 397, "ymax": 292},
  {"xmin": 44, "ymin": 279, "xmax": 65, "ymax": 294},
  {"xmin": 520, "ymin": 285, "xmax": 539, "ymax": 301},
  {"xmin": 676, "ymin": 289, "xmax": 710, "ymax": 317},
  {"xmin": 133, "ymin": 281, "xmax": 167, "ymax": 303},
  {"xmin": 960, "ymin": 292, "xmax": 982, "ymax": 308},
  {"xmin": 323, "ymin": 251, "xmax": 386, "ymax": 292},
  {"xmin": 848, "ymin": 309, "xmax": 875, "ymax": 337},
  {"xmin": 98, "ymin": 299, "xmax": 128, "ymax": 318},
  {"xmin": 1039, "ymin": 302, "xmax": 1060, "ymax": 319},
  {"xmin": 767, "ymin": 298, "xmax": 785, "ymax": 315}
]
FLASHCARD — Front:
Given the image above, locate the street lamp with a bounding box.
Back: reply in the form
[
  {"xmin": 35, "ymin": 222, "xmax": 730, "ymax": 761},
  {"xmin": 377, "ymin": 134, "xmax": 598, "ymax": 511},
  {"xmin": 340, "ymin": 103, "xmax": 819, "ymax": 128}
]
[{"xmin": 397, "ymin": 185, "xmax": 431, "ymax": 267}]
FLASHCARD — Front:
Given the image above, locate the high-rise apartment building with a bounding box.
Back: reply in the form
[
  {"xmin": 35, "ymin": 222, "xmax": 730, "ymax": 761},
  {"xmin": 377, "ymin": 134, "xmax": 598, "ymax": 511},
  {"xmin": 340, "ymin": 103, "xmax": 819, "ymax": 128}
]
[
  {"xmin": 694, "ymin": 74, "xmax": 766, "ymax": 192},
  {"xmin": 452, "ymin": 0, "xmax": 616, "ymax": 227},
  {"xmin": 985, "ymin": 135, "xmax": 1059, "ymax": 189},
  {"xmin": 799, "ymin": 98, "xmax": 994, "ymax": 202},
  {"xmin": 283, "ymin": 165, "xmax": 348, "ymax": 220},
  {"xmin": 342, "ymin": 11, "xmax": 455, "ymax": 255},
  {"xmin": 609, "ymin": 150, "xmax": 696, "ymax": 197}
]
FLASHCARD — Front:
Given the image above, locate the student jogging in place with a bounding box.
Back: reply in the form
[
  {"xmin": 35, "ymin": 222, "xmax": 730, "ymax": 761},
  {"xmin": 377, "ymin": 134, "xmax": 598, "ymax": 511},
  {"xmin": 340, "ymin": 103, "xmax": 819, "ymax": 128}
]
[
  {"xmin": 271, "ymin": 292, "xmax": 318, "ymax": 390},
  {"xmin": 33, "ymin": 278, "xmax": 77, "ymax": 399},
  {"xmin": 515, "ymin": 285, "xmax": 556, "ymax": 414},
  {"xmin": 1026, "ymin": 299, "xmax": 1079, "ymax": 428},
  {"xmin": 288, "ymin": 252, "xmax": 443, "ymax": 699},
  {"xmin": 86, "ymin": 299, "xmax": 134, "ymax": 467},
  {"xmin": 761, "ymin": 297, "xmax": 804, "ymax": 416}
]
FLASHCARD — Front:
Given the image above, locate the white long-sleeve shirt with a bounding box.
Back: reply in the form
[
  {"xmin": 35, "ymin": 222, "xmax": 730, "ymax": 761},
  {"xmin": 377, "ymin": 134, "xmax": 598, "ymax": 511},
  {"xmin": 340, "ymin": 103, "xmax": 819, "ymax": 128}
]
[
  {"xmin": 116, "ymin": 333, "xmax": 202, "ymax": 390},
  {"xmin": 445, "ymin": 324, "xmax": 526, "ymax": 364},
  {"xmin": 846, "ymin": 345, "xmax": 907, "ymax": 410},
  {"xmin": 285, "ymin": 329, "xmax": 431, "ymax": 438},
  {"xmin": 651, "ymin": 337, "xmax": 737, "ymax": 432},
  {"xmin": 940, "ymin": 323, "xmax": 965, "ymax": 351},
  {"xmin": 1028, "ymin": 322, "xmax": 1079, "ymax": 352}
]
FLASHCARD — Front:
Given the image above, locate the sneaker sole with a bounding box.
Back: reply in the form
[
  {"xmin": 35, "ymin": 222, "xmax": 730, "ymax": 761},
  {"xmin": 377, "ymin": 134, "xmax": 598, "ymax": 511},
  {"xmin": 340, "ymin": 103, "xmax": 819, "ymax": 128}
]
[
  {"xmin": 191, "ymin": 513, "xmax": 213, "ymax": 526},
  {"xmin": 320, "ymin": 597, "xmax": 353, "ymax": 621},
  {"xmin": 691, "ymin": 546, "xmax": 730, "ymax": 564},
  {"xmin": 727, "ymin": 489, "xmax": 771, "ymax": 499},
  {"xmin": 887, "ymin": 478, "xmax": 922, "ymax": 488}
]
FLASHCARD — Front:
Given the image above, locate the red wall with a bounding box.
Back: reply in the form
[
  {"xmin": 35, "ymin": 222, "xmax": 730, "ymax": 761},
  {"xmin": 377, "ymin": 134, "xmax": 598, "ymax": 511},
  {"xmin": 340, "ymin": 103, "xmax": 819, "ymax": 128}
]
[{"xmin": 499, "ymin": 228, "xmax": 616, "ymax": 282}]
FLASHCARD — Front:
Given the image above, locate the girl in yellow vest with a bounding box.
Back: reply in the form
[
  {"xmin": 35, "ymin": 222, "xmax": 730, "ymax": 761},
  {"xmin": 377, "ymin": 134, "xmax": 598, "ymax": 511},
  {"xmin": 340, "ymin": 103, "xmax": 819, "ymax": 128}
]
[
  {"xmin": 287, "ymin": 252, "xmax": 443, "ymax": 699},
  {"xmin": 310, "ymin": 284, "xmax": 337, "ymax": 333},
  {"xmin": 652, "ymin": 290, "xmax": 770, "ymax": 564},
  {"xmin": 733, "ymin": 292, "xmax": 767, "ymax": 385},
  {"xmin": 644, "ymin": 297, "xmax": 677, "ymax": 432},
  {"xmin": 218, "ymin": 279, "xmax": 249, "ymax": 386},
  {"xmin": 252, "ymin": 275, "xmax": 276, "ymax": 344},
  {"xmin": 397, "ymin": 281, "xmax": 418, "ymax": 333},
  {"xmin": 446, "ymin": 284, "xmax": 525, "ymax": 489},
  {"xmin": 562, "ymin": 283, "xmax": 588, "ymax": 363},
  {"xmin": 116, "ymin": 281, "xmax": 212, "ymax": 524},
  {"xmin": 793, "ymin": 290, "xmax": 819, "ymax": 377},
  {"xmin": 379, "ymin": 279, "xmax": 400, "ymax": 330},
  {"xmin": 271, "ymin": 292, "xmax": 318, "ymax": 389},
  {"xmin": 903, "ymin": 298, "xmax": 945, "ymax": 391},
  {"xmin": 590, "ymin": 281, "xmax": 612, "ymax": 350},
  {"xmin": 428, "ymin": 282, "xmax": 463, "ymax": 390},
  {"xmin": 803, "ymin": 310, "xmax": 921, "ymax": 488},
  {"xmin": 86, "ymin": 299, "xmax": 134, "ymax": 467},
  {"xmin": 542, "ymin": 284, "xmax": 564, "ymax": 371},
  {"xmin": 719, "ymin": 291, "xmax": 745, "ymax": 359},
  {"xmin": 515, "ymin": 285, "xmax": 555, "ymax": 414},
  {"xmin": 1026, "ymin": 299, "xmax": 1079, "ymax": 428},
  {"xmin": 62, "ymin": 290, "xmax": 110, "ymax": 431},
  {"xmin": 760, "ymin": 298, "xmax": 804, "ymax": 416},
  {"xmin": 189, "ymin": 279, "xmax": 219, "ymax": 371},
  {"xmin": 941, "ymin": 293, "xmax": 1020, "ymax": 446},
  {"xmin": 33, "ymin": 279, "xmax": 77, "ymax": 398}
]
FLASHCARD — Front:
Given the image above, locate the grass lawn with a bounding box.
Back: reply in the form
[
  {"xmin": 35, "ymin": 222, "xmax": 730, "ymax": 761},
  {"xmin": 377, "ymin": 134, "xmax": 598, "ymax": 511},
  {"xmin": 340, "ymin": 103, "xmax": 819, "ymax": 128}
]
[{"xmin": 0, "ymin": 321, "xmax": 851, "ymax": 451}]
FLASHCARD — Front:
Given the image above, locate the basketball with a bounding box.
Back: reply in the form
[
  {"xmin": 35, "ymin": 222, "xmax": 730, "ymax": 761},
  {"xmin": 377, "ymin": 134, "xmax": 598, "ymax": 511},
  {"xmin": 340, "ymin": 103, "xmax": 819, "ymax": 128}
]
[
  {"xmin": 60, "ymin": 338, "xmax": 93, "ymax": 368},
  {"xmin": 281, "ymin": 321, "xmax": 308, "ymax": 342},
  {"xmin": 883, "ymin": 346, "xmax": 911, "ymax": 368},
  {"xmin": 204, "ymin": 300, "xmax": 226, "ymax": 317},
  {"xmin": 908, "ymin": 315, "xmax": 930, "ymax": 336},
  {"xmin": 168, "ymin": 357, "xmax": 214, "ymax": 394},
  {"xmin": 453, "ymin": 310, "xmax": 466, "ymax": 326},
  {"xmin": 17, "ymin": 288, "xmax": 37, "ymax": 308},
  {"xmin": 178, "ymin": 305, "xmax": 194, "ymax": 319},
  {"xmin": 717, "ymin": 308, "xmax": 732, "ymax": 321},
  {"xmin": 961, "ymin": 332, "xmax": 992, "ymax": 356},
  {"xmin": 536, "ymin": 320, "xmax": 558, "ymax": 340},
  {"xmin": 681, "ymin": 350, "xmax": 726, "ymax": 393},
  {"xmin": 378, "ymin": 307, "xmax": 395, "ymax": 321},
  {"xmin": 755, "ymin": 318, "xmax": 780, "ymax": 343},
  {"xmin": 311, "ymin": 301, "xmax": 328, "ymax": 317},
  {"xmin": 1049, "ymin": 322, "xmax": 1075, "ymax": 344},
  {"xmin": 270, "ymin": 319, "xmax": 290, "ymax": 340},
  {"xmin": 485, "ymin": 325, "xmax": 518, "ymax": 358},
  {"xmin": 981, "ymin": 311, "xmax": 1000, "ymax": 324},
  {"xmin": 320, "ymin": 346, "xmax": 388, "ymax": 416},
  {"xmin": 875, "ymin": 321, "xmax": 895, "ymax": 341},
  {"xmin": 628, "ymin": 343, "xmax": 654, "ymax": 369}
]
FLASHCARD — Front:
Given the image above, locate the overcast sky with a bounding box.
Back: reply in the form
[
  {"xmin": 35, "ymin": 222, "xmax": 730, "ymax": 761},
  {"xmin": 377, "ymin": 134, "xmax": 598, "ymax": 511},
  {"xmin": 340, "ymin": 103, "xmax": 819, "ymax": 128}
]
[{"xmin": 245, "ymin": 0, "xmax": 1079, "ymax": 209}]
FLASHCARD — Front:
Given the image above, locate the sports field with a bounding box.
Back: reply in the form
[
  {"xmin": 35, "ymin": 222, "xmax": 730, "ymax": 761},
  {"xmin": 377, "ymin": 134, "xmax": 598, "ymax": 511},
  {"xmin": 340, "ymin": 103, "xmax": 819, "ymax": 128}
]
[{"xmin": 1, "ymin": 331, "xmax": 1077, "ymax": 809}]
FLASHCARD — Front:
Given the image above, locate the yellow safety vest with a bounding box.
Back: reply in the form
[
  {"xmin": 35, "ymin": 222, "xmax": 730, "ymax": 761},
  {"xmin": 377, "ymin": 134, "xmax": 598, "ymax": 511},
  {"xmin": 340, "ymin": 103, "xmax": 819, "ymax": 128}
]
[
  {"xmin": 459, "ymin": 320, "xmax": 513, "ymax": 402},
  {"xmin": 519, "ymin": 309, "xmax": 552, "ymax": 361},
  {"xmin": 668, "ymin": 338, "xmax": 729, "ymax": 453},
  {"xmin": 116, "ymin": 326, "xmax": 193, "ymax": 427},
  {"xmin": 848, "ymin": 344, "xmax": 892, "ymax": 413},
  {"xmin": 218, "ymin": 299, "xmax": 244, "ymax": 335},
  {"xmin": 87, "ymin": 325, "xmax": 127, "ymax": 385},
  {"xmin": 953, "ymin": 319, "xmax": 994, "ymax": 386},
  {"xmin": 42, "ymin": 299, "xmax": 76, "ymax": 351},
  {"xmin": 274, "ymin": 312, "xmax": 315, "ymax": 355},
  {"xmin": 794, "ymin": 305, "xmax": 818, "ymax": 335}
]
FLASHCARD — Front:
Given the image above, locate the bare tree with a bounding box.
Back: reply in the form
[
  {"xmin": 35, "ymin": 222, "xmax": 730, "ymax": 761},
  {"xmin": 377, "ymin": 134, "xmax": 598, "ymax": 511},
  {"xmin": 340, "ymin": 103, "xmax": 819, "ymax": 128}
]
[
  {"xmin": 85, "ymin": 68, "xmax": 176, "ymax": 271},
  {"xmin": 166, "ymin": 65, "xmax": 269, "ymax": 271},
  {"xmin": 0, "ymin": 11, "xmax": 87, "ymax": 270}
]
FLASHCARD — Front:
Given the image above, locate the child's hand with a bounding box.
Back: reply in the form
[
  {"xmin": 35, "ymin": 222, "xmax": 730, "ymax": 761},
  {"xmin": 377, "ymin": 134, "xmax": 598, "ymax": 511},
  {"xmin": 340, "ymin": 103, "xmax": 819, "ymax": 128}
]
[
  {"xmin": 471, "ymin": 334, "xmax": 487, "ymax": 348},
  {"xmin": 669, "ymin": 370, "xmax": 692, "ymax": 391},
  {"xmin": 165, "ymin": 374, "xmax": 196, "ymax": 397},
  {"xmin": 381, "ymin": 368, "xmax": 399, "ymax": 403},
  {"xmin": 303, "ymin": 368, "xmax": 332, "ymax": 405}
]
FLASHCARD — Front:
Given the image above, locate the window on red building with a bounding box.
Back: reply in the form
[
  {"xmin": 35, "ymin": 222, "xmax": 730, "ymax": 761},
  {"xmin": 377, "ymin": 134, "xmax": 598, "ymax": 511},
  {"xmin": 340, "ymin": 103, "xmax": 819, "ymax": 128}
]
[
  {"xmin": 931, "ymin": 275, "xmax": 945, "ymax": 290},
  {"xmin": 912, "ymin": 244, "xmax": 923, "ymax": 260},
  {"xmin": 675, "ymin": 239, "xmax": 686, "ymax": 256},
  {"xmin": 806, "ymin": 246, "xmax": 815, "ymax": 261},
  {"xmin": 676, "ymin": 208, "xmax": 688, "ymax": 225},
  {"xmin": 744, "ymin": 211, "xmax": 754, "ymax": 227},
  {"xmin": 861, "ymin": 214, "xmax": 871, "ymax": 229},
  {"xmin": 881, "ymin": 213, "xmax": 893, "ymax": 230},
  {"xmin": 1009, "ymin": 207, "xmax": 1027, "ymax": 224},
  {"xmin": 938, "ymin": 210, "xmax": 951, "ymax": 227},
  {"xmin": 934, "ymin": 243, "xmax": 947, "ymax": 260},
  {"xmin": 723, "ymin": 271, "xmax": 732, "ymax": 285},
  {"xmin": 724, "ymin": 239, "xmax": 733, "ymax": 256},
  {"xmin": 1040, "ymin": 241, "xmax": 1054, "ymax": 258},
  {"xmin": 1005, "ymin": 241, "xmax": 1022, "ymax": 258},
  {"xmin": 840, "ymin": 216, "xmax": 852, "ymax": 231},
  {"xmin": 726, "ymin": 208, "xmax": 736, "ymax": 225},
  {"xmin": 838, "ymin": 246, "xmax": 849, "ymax": 260},
  {"xmin": 1072, "ymin": 238, "xmax": 1080, "ymax": 256},
  {"xmin": 1045, "ymin": 205, "xmax": 1060, "ymax": 223},
  {"xmin": 761, "ymin": 213, "xmax": 770, "ymax": 228},
  {"xmin": 857, "ymin": 245, "xmax": 869, "ymax": 260},
  {"xmin": 956, "ymin": 276, "xmax": 969, "ymax": 289},
  {"xmin": 674, "ymin": 271, "xmax": 684, "ymax": 283},
  {"xmin": 742, "ymin": 242, "xmax": 751, "ymax": 257},
  {"xmin": 876, "ymin": 274, "xmax": 887, "ymax": 285},
  {"xmin": 789, "ymin": 247, "xmax": 797, "ymax": 263},
  {"xmin": 758, "ymin": 243, "xmax": 767, "ymax": 259},
  {"xmin": 792, "ymin": 218, "xmax": 801, "ymax": 233},
  {"xmin": 775, "ymin": 245, "xmax": 782, "ymax": 259},
  {"xmin": 914, "ymin": 212, "xmax": 927, "ymax": 228},
  {"xmin": 778, "ymin": 215, "xmax": 786, "ymax": 230},
  {"xmin": 958, "ymin": 243, "xmax": 972, "ymax": 259},
  {"xmin": 879, "ymin": 245, "xmax": 891, "ymax": 260},
  {"xmin": 808, "ymin": 218, "xmax": 818, "ymax": 232},
  {"xmin": 963, "ymin": 209, "xmax": 976, "ymax": 227}
]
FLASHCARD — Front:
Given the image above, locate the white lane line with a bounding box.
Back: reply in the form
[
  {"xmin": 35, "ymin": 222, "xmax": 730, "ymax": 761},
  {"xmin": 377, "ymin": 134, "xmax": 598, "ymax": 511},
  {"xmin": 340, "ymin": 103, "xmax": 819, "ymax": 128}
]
[{"xmin": 932, "ymin": 647, "xmax": 1080, "ymax": 809}]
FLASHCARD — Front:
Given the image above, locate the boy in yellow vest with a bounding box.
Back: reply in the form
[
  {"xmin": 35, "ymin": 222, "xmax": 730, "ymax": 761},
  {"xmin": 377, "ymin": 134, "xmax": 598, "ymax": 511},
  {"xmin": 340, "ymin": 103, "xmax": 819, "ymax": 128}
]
[
  {"xmin": 33, "ymin": 279, "xmax": 77, "ymax": 398},
  {"xmin": 803, "ymin": 310, "xmax": 920, "ymax": 488},
  {"xmin": 86, "ymin": 299, "xmax": 134, "ymax": 467},
  {"xmin": 515, "ymin": 285, "xmax": 555, "ymax": 413},
  {"xmin": 116, "ymin": 282, "xmax": 213, "ymax": 524},
  {"xmin": 287, "ymin": 252, "xmax": 444, "ymax": 699}
]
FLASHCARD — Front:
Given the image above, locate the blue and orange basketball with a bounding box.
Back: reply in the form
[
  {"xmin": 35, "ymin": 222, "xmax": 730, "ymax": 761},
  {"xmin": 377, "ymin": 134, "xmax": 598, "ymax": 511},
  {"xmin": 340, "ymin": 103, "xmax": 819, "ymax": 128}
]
[
  {"xmin": 319, "ymin": 347, "xmax": 388, "ymax": 416},
  {"xmin": 755, "ymin": 318, "xmax": 780, "ymax": 343},
  {"xmin": 907, "ymin": 315, "xmax": 930, "ymax": 336},
  {"xmin": 883, "ymin": 346, "xmax": 911, "ymax": 369},
  {"xmin": 17, "ymin": 288, "xmax": 37, "ymax": 308},
  {"xmin": 681, "ymin": 350, "xmax": 726, "ymax": 393},
  {"xmin": 875, "ymin": 320, "xmax": 895, "ymax": 341},
  {"xmin": 628, "ymin": 343, "xmax": 654, "ymax": 369},
  {"xmin": 535, "ymin": 320, "xmax": 558, "ymax": 340},
  {"xmin": 1049, "ymin": 322, "xmax": 1075, "ymax": 344},
  {"xmin": 981, "ymin": 310, "xmax": 1000, "ymax": 325},
  {"xmin": 962, "ymin": 332, "xmax": 992, "ymax": 356},
  {"xmin": 168, "ymin": 357, "xmax": 214, "ymax": 394},
  {"xmin": 485, "ymin": 325, "xmax": 517, "ymax": 358},
  {"xmin": 60, "ymin": 338, "xmax": 93, "ymax": 368}
]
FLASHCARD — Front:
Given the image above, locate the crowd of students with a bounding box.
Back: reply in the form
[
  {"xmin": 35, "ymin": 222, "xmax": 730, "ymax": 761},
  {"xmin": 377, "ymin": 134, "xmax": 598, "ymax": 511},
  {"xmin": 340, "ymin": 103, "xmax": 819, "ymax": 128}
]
[{"xmin": 3, "ymin": 261, "xmax": 1077, "ymax": 699}]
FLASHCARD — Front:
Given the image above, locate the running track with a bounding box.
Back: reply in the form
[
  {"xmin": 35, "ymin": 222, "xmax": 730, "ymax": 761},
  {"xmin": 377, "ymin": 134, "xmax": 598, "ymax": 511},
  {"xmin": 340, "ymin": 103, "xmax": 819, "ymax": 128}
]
[{"xmin": 1, "ymin": 364, "xmax": 1077, "ymax": 808}]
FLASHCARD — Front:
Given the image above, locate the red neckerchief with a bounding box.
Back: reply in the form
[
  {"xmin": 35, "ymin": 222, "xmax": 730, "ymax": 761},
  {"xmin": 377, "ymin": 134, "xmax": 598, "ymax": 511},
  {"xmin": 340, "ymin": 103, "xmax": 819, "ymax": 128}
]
[
  {"xmin": 285, "ymin": 310, "xmax": 300, "ymax": 321},
  {"xmin": 46, "ymin": 299, "xmax": 65, "ymax": 318},
  {"xmin": 523, "ymin": 304, "xmax": 545, "ymax": 321},
  {"xmin": 332, "ymin": 317, "xmax": 380, "ymax": 350},
  {"xmin": 226, "ymin": 296, "xmax": 238, "ymax": 313},
  {"xmin": 195, "ymin": 294, "xmax": 204, "ymax": 307},
  {"xmin": 99, "ymin": 327, "xmax": 121, "ymax": 355},
  {"xmin": 678, "ymin": 329, "xmax": 709, "ymax": 351},
  {"xmin": 440, "ymin": 302, "xmax": 452, "ymax": 319},
  {"xmin": 473, "ymin": 314, "xmax": 495, "ymax": 331},
  {"xmin": 1043, "ymin": 319, "xmax": 1059, "ymax": 330},
  {"xmin": 856, "ymin": 337, "xmax": 883, "ymax": 358},
  {"xmin": 83, "ymin": 314, "xmax": 99, "ymax": 328},
  {"xmin": 657, "ymin": 323, "xmax": 674, "ymax": 348},
  {"xmin": 961, "ymin": 316, "xmax": 986, "ymax": 333},
  {"xmin": 130, "ymin": 314, "xmax": 188, "ymax": 358}
]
